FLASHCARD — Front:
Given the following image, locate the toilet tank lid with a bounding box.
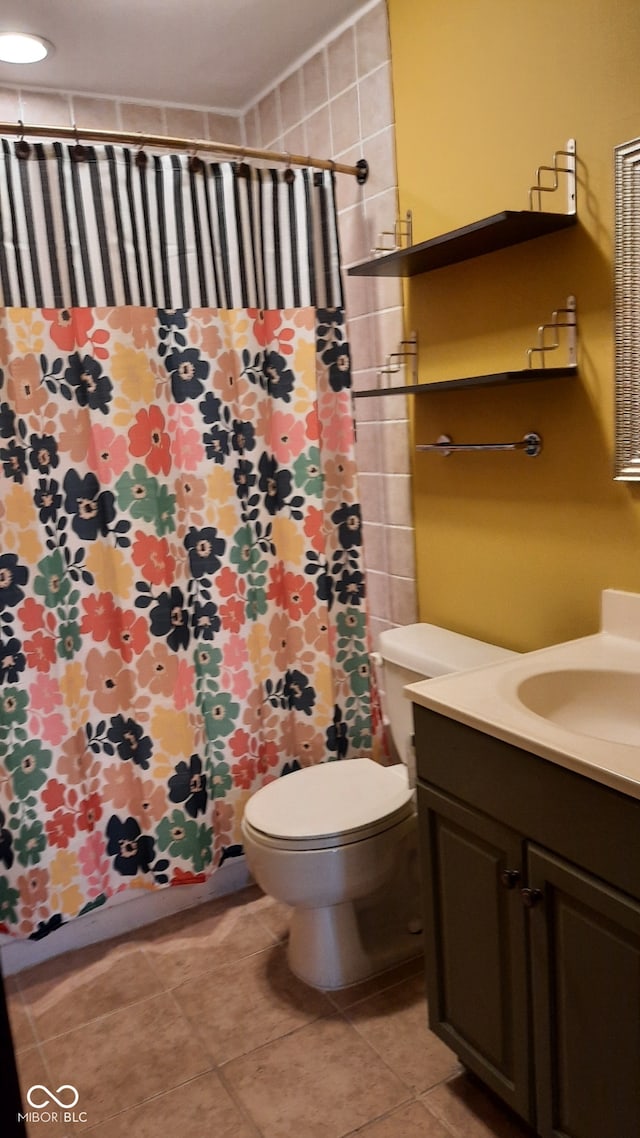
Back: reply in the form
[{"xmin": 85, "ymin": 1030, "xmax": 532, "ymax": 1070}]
[
  {"xmin": 378, "ymin": 622, "xmax": 517, "ymax": 677},
  {"xmin": 244, "ymin": 758, "xmax": 412, "ymax": 840}
]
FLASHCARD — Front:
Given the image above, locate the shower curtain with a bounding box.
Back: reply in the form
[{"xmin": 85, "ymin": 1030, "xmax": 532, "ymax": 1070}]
[{"xmin": 0, "ymin": 139, "xmax": 381, "ymax": 939}]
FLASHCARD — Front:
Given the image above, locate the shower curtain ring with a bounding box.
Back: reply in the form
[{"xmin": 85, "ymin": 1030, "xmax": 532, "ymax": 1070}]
[
  {"xmin": 71, "ymin": 122, "xmax": 87, "ymax": 162},
  {"xmin": 188, "ymin": 148, "xmax": 204, "ymax": 174},
  {"xmin": 135, "ymin": 136, "xmax": 148, "ymax": 167},
  {"xmin": 15, "ymin": 119, "xmax": 30, "ymax": 160},
  {"xmin": 235, "ymin": 152, "xmax": 250, "ymax": 178},
  {"xmin": 284, "ymin": 153, "xmax": 295, "ymax": 183}
]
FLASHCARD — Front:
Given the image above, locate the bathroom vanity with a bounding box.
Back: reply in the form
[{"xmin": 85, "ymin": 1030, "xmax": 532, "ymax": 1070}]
[{"xmin": 408, "ymin": 589, "xmax": 640, "ymax": 1138}]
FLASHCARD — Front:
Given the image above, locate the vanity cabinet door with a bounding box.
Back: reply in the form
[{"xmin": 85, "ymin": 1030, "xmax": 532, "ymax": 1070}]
[
  {"xmin": 528, "ymin": 845, "xmax": 640, "ymax": 1138},
  {"xmin": 418, "ymin": 785, "xmax": 532, "ymax": 1121}
]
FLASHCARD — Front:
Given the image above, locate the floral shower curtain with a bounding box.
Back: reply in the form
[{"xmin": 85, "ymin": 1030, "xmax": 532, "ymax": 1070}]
[{"xmin": 0, "ymin": 140, "xmax": 380, "ymax": 939}]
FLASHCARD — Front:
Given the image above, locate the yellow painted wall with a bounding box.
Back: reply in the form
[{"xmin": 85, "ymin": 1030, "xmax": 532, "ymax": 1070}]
[{"xmin": 387, "ymin": 0, "xmax": 640, "ymax": 651}]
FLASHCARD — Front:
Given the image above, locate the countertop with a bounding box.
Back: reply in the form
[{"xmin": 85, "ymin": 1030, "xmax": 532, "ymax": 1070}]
[{"xmin": 406, "ymin": 626, "xmax": 640, "ymax": 801}]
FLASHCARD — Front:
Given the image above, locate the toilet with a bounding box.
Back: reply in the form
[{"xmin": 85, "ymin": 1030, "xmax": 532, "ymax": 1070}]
[{"xmin": 241, "ymin": 623, "xmax": 516, "ymax": 990}]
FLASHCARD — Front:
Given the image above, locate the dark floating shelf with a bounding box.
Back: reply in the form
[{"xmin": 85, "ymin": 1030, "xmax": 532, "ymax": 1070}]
[
  {"xmin": 348, "ymin": 210, "xmax": 577, "ymax": 278},
  {"xmin": 352, "ymin": 365, "xmax": 577, "ymax": 399}
]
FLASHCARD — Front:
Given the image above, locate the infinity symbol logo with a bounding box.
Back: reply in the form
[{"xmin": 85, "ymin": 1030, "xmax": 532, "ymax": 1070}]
[{"xmin": 27, "ymin": 1084, "xmax": 80, "ymax": 1109}]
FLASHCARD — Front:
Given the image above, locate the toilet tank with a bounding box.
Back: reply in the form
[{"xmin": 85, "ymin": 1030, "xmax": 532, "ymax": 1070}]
[{"xmin": 377, "ymin": 623, "xmax": 517, "ymax": 777}]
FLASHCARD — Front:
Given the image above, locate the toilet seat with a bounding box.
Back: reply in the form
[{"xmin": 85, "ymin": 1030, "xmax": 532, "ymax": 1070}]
[{"xmin": 243, "ymin": 758, "xmax": 413, "ymax": 851}]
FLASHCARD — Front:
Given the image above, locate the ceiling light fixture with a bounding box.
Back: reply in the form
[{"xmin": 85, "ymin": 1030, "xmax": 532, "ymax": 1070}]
[{"xmin": 0, "ymin": 32, "xmax": 51, "ymax": 64}]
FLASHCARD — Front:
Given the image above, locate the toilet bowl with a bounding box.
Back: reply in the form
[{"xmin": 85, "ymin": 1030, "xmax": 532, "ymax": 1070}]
[{"xmin": 241, "ymin": 623, "xmax": 517, "ymax": 990}]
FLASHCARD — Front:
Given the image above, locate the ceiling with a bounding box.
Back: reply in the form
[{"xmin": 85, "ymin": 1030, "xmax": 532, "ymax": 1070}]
[{"xmin": 0, "ymin": 0, "xmax": 369, "ymax": 113}]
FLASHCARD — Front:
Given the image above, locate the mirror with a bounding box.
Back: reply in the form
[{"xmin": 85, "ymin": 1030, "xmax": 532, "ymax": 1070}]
[{"xmin": 614, "ymin": 135, "xmax": 640, "ymax": 480}]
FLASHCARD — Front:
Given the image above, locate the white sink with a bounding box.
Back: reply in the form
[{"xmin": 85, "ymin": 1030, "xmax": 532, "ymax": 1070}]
[
  {"xmin": 516, "ymin": 668, "xmax": 640, "ymax": 746},
  {"xmin": 406, "ymin": 589, "xmax": 640, "ymax": 800}
]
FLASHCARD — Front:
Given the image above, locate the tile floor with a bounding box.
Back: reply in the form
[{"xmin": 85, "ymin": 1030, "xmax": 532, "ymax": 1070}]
[{"xmin": 5, "ymin": 885, "xmax": 534, "ymax": 1137}]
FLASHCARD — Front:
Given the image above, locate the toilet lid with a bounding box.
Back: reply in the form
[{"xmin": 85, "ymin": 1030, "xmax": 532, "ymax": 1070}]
[{"xmin": 244, "ymin": 758, "xmax": 412, "ymax": 841}]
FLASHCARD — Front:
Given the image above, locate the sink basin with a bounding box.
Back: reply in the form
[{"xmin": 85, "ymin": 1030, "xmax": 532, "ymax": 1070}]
[{"xmin": 517, "ymin": 668, "xmax": 640, "ymax": 746}]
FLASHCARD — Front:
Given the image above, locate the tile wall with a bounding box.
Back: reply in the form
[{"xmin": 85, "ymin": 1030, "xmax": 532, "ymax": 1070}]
[
  {"xmin": 242, "ymin": 0, "xmax": 418, "ymax": 645},
  {"xmin": 0, "ymin": 84, "xmax": 242, "ymax": 148}
]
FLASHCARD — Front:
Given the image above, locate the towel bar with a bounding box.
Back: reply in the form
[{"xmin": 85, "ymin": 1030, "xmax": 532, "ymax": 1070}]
[{"xmin": 416, "ymin": 432, "xmax": 543, "ymax": 457}]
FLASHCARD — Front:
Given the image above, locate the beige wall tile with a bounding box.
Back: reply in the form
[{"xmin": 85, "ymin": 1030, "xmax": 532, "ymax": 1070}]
[
  {"xmin": 339, "ymin": 203, "xmax": 371, "ymax": 268},
  {"xmin": 283, "ymin": 122, "xmax": 306, "ymax": 158},
  {"xmin": 365, "ymin": 569, "xmax": 392, "ymax": 622},
  {"xmin": 352, "ymin": 370, "xmax": 383, "ymax": 420},
  {"xmin": 359, "ymin": 63, "xmax": 394, "ymax": 139},
  {"xmin": 302, "ymin": 50, "xmax": 329, "ymax": 117},
  {"xmin": 362, "ymin": 126, "xmax": 397, "ymax": 198},
  {"xmin": 375, "ymin": 390, "xmax": 410, "ymax": 419},
  {"xmin": 376, "ymin": 306, "xmax": 407, "ymax": 367},
  {"xmin": 279, "ymin": 71, "xmax": 303, "ymax": 132},
  {"xmin": 344, "ymin": 272, "xmax": 375, "ymax": 319},
  {"xmin": 362, "ymin": 522, "xmax": 388, "ymax": 572},
  {"xmin": 206, "ymin": 111, "xmax": 242, "ymax": 145},
  {"xmin": 354, "ymin": 421, "xmax": 381, "ymax": 471},
  {"xmin": 387, "ymin": 527, "xmax": 417, "ymax": 578},
  {"xmin": 365, "ymin": 186, "xmax": 401, "ymax": 252},
  {"xmin": 381, "ymin": 419, "xmax": 412, "ymax": 475},
  {"xmin": 349, "ymin": 312, "xmax": 382, "ymax": 372},
  {"xmin": 0, "ymin": 86, "xmax": 20, "ymax": 120},
  {"xmin": 358, "ymin": 472, "xmax": 386, "ymax": 525},
  {"xmin": 328, "ymin": 26, "xmax": 357, "ymax": 95},
  {"xmin": 331, "ymin": 86, "xmax": 360, "ymax": 156},
  {"xmin": 356, "ymin": 2, "xmax": 391, "ymax": 77},
  {"xmin": 384, "ymin": 474, "xmax": 414, "ymax": 528},
  {"xmin": 371, "ymin": 272, "xmax": 404, "ymax": 313},
  {"xmin": 243, "ymin": 106, "xmax": 260, "ymax": 147},
  {"xmin": 305, "ymin": 104, "xmax": 331, "ymax": 158},
  {"xmin": 165, "ymin": 106, "xmax": 207, "ymax": 141},
  {"xmin": 120, "ymin": 102, "xmax": 165, "ymax": 134},
  {"xmin": 21, "ymin": 90, "xmax": 72, "ymax": 127},
  {"xmin": 257, "ymin": 88, "xmax": 280, "ymax": 145},
  {"xmin": 390, "ymin": 574, "xmax": 418, "ymax": 626},
  {"xmin": 71, "ymin": 95, "xmax": 119, "ymax": 130},
  {"xmin": 334, "ymin": 144, "xmax": 367, "ymax": 209}
]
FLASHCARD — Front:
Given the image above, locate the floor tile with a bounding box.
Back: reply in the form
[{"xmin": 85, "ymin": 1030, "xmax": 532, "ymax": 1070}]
[
  {"xmin": 244, "ymin": 890, "xmax": 292, "ymax": 942},
  {"xmin": 39, "ymin": 991, "xmax": 213, "ymax": 1127},
  {"xmin": 6, "ymin": 987, "xmax": 37, "ymax": 1051},
  {"xmin": 86, "ymin": 1070, "xmax": 260, "ymax": 1138},
  {"xmin": 18, "ymin": 942, "xmax": 163, "ymax": 1041},
  {"xmin": 423, "ymin": 1073, "xmax": 534, "ymax": 1138},
  {"xmin": 222, "ymin": 1013, "xmax": 411, "ymax": 1138},
  {"xmin": 346, "ymin": 973, "xmax": 461, "ymax": 1093},
  {"xmin": 344, "ymin": 1099, "xmax": 458, "ymax": 1137},
  {"xmin": 139, "ymin": 889, "xmax": 277, "ymax": 989},
  {"xmin": 13, "ymin": 1044, "xmax": 92, "ymax": 1137},
  {"xmin": 325, "ymin": 953, "xmax": 424, "ymax": 1010},
  {"xmin": 173, "ymin": 941, "xmax": 333, "ymax": 1063}
]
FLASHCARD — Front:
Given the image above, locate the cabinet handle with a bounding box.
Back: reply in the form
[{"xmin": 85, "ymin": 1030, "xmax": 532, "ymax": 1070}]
[
  {"xmin": 521, "ymin": 887, "xmax": 544, "ymax": 908},
  {"xmin": 500, "ymin": 869, "xmax": 521, "ymax": 889}
]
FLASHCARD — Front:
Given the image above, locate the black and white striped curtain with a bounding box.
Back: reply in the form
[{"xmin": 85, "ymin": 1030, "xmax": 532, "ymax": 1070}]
[{"xmin": 0, "ymin": 139, "xmax": 344, "ymax": 311}]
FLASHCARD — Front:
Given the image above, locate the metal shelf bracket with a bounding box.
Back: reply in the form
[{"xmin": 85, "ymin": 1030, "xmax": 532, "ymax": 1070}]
[
  {"xmin": 376, "ymin": 331, "xmax": 418, "ymax": 388},
  {"xmin": 370, "ymin": 210, "xmax": 413, "ymax": 257},
  {"xmin": 526, "ymin": 295, "xmax": 577, "ymax": 369},
  {"xmin": 528, "ymin": 139, "xmax": 577, "ymax": 215}
]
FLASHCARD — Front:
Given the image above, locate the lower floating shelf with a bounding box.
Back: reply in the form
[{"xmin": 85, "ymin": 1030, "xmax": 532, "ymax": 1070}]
[{"xmin": 352, "ymin": 365, "xmax": 577, "ymax": 399}]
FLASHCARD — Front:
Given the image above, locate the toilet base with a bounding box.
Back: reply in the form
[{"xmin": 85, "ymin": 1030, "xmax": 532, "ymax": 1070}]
[{"xmin": 286, "ymin": 863, "xmax": 424, "ymax": 990}]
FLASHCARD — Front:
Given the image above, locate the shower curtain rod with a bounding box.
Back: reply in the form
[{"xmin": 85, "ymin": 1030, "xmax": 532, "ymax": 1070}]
[{"xmin": 0, "ymin": 119, "xmax": 370, "ymax": 183}]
